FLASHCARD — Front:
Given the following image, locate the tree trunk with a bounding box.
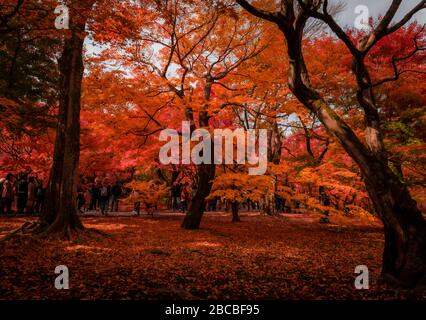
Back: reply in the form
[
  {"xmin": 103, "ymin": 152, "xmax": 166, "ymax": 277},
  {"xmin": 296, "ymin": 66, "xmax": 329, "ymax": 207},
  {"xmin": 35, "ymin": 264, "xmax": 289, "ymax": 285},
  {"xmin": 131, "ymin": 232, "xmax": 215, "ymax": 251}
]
[
  {"xmin": 38, "ymin": 1, "xmax": 93, "ymax": 237},
  {"xmin": 41, "ymin": 31, "xmax": 85, "ymax": 236},
  {"xmin": 364, "ymin": 163, "xmax": 426, "ymax": 287},
  {"xmin": 181, "ymin": 79, "xmax": 216, "ymax": 229},
  {"xmin": 266, "ymin": 121, "xmax": 281, "ymax": 216},
  {"xmin": 181, "ymin": 160, "xmax": 216, "ymax": 229},
  {"xmin": 40, "ymin": 118, "xmax": 65, "ymax": 227},
  {"xmin": 231, "ymin": 201, "xmax": 241, "ymax": 222}
]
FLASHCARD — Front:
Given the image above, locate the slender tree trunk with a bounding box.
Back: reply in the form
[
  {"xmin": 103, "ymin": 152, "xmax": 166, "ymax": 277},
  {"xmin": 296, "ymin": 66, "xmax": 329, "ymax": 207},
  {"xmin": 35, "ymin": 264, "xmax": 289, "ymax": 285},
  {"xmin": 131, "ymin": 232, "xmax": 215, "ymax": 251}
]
[
  {"xmin": 265, "ymin": 121, "xmax": 281, "ymax": 216},
  {"xmin": 231, "ymin": 201, "xmax": 240, "ymax": 222}
]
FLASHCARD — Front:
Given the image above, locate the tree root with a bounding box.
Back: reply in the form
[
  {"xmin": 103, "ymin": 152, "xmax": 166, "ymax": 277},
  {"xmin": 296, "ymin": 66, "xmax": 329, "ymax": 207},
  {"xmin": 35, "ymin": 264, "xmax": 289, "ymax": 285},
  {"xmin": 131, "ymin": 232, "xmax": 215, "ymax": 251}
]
[
  {"xmin": 1, "ymin": 220, "xmax": 109, "ymax": 243},
  {"xmin": 86, "ymin": 227, "xmax": 110, "ymax": 237},
  {"xmin": 0, "ymin": 221, "xmax": 40, "ymax": 242}
]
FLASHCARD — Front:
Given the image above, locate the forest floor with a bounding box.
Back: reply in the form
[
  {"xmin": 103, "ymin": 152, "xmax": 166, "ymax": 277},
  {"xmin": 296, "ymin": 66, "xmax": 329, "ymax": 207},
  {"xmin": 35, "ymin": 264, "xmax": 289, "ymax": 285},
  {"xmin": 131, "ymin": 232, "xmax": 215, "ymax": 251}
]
[{"xmin": 0, "ymin": 211, "xmax": 425, "ymax": 300}]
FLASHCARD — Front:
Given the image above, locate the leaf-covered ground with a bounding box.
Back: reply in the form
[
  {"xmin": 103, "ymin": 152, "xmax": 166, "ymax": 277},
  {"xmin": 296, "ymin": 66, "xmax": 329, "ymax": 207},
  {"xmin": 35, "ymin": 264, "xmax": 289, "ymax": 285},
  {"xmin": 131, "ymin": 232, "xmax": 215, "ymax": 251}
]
[{"xmin": 0, "ymin": 212, "xmax": 424, "ymax": 300}]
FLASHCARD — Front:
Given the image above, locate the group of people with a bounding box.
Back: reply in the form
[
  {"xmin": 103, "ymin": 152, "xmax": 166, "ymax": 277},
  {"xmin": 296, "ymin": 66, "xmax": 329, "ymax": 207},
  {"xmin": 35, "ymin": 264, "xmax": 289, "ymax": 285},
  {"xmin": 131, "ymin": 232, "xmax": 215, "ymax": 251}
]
[
  {"xmin": 0, "ymin": 173, "xmax": 325, "ymax": 217},
  {"xmin": 171, "ymin": 181, "xmax": 294, "ymax": 214},
  {"xmin": 77, "ymin": 178, "xmax": 122, "ymax": 215},
  {"xmin": 0, "ymin": 173, "xmax": 124, "ymax": 217},
  {"xmin": 0, "ymin": 173, "xmax": 45, "ymax": 216}
]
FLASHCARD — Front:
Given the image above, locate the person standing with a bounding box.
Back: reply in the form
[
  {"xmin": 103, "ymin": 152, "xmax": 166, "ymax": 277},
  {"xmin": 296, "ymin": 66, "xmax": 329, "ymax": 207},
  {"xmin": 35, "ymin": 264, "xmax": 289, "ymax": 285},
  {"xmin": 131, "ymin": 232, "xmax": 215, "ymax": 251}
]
[
  {"xmin": 26, "ymin": 177, "xmax": 36, "ymax": 214},
  {"xmin": 77, "ymin": 184, "xmax": 85, "ymax": 213},
  {"xmin": 207, "ymin": 197, "xmax": 217, "ymax": 212},
  {"xmin": 172, "ymin": 183, "xmax": 181, "ymax": 211},
  {"xmin": 0, "ymin": 174, "xmax": 14, "ymax": 215},
  {"xmin": 16, "ymin": 173, "xmax": 28, "ymax": 215},
  {"xmin": 34, "ymin": 179, "xmax": 45, "ymax": 214},
  {"xmin": 90, "ymin": 182, "xmax": 100, "ymax": 211},
  {"xmin": 110, "ymin": 182, "xmax": 122, "ymax": 212},
  {"xmin": 130, "ymin": 189, "xmax": 141, "ymax": 216},
  {"xmin": 180, "ymin": 182, "xmax": 190, "ymax": 213},
  {"xmin": 84, "ymin": 185, "xmax": 92, "ymax": 212},
  {"xmin": 99, "ymin": 179, "xmax": 111, "ymax": 216}
]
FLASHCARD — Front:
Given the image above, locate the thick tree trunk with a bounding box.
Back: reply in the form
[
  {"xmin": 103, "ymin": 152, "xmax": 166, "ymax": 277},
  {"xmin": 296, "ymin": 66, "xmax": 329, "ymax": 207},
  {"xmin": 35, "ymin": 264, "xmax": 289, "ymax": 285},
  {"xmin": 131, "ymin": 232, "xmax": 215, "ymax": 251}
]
[
  {"xmin": 231, "ymin": 201, "xmax": 241, "ymax": 222},
  {"xmin": 40, "ymin": 116, "xmax": 65, "ymax": 227},
  {"xmin": 181, "ymin": 162, "xmax": 215, "ymax": 229},
  {"xmin": 41, "ymin": 31, "xmax": 85, "ymax": 236},
  {"xmin": 181, "ymin": 80, "xmax": 216, "ymax": 229},
  {"xmin": 364, "ymin": 163, "xmax": 426, "ymax": 287},
  {"xmin": 37, "ymin": 1, "xmax": 94, "ymax": 237}
]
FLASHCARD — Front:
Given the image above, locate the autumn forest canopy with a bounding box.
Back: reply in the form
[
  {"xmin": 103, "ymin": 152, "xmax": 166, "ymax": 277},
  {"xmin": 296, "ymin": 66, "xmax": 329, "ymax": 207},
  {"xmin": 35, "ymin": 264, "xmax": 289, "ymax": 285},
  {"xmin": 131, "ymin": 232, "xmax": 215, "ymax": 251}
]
[{"xmin": 0, "ymin": 0, "xmax": 426, "ymax": 300}]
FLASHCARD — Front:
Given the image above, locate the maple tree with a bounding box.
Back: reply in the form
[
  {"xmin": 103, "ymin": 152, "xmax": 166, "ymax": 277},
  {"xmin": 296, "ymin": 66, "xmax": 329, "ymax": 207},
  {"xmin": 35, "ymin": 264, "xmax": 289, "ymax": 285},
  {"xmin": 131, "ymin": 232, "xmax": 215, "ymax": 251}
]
[
  {"xmin": 0, "ymin": 0, "xmax": 425, "ymax": 295},
  {"xmin": 0, "ymin": 0, "xmax": 59, "ymax": 177},
  {"xmin": 236, "ymin": 0, "xmax": 426, "ymax": 288},
  {"xmin": 87, "ymin": 0, "xmax": 270, "ymax": 229},
  {"xmin": 1, "ymin": 0, "xmax": 100, "ymax": 236},
  {"xmin": 38, "ymin": 0, "xmax": 96, "ymax": 237},
  {"xmin": 125, "ymin": 179, "xmax": 169, "ymax": 214},
  {"xmin": 210, "ymin": 171, "xmax": 274, "ymax": 222}
]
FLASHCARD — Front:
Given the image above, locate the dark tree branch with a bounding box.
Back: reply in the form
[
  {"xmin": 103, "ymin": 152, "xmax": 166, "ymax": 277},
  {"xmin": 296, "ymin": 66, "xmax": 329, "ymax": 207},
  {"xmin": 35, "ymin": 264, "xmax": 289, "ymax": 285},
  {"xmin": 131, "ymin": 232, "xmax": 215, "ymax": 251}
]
[{"xmin": 235, "ymin": 0, "xmax": 280, "ymax": 23}]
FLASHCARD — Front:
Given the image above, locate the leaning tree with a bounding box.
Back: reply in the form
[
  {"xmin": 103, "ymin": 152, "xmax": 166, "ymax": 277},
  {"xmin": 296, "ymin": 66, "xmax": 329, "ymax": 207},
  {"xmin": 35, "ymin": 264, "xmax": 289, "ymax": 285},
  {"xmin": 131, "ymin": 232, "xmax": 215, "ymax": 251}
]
[{"xmin": 236, "ymin": 0, "xmax": 426, "ymax": 288}]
